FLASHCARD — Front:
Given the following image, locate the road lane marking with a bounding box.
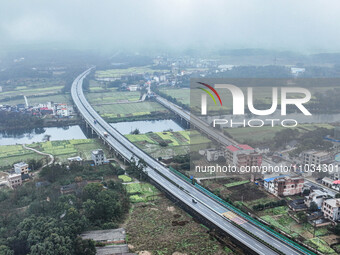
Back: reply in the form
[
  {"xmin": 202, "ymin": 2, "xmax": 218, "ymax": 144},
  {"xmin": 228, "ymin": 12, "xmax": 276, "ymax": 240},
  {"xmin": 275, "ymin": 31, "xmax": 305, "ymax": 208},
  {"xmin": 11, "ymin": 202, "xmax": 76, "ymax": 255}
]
[{"xmin": 238, "ymin": 233, "xmax": 247, "ymax": 239}]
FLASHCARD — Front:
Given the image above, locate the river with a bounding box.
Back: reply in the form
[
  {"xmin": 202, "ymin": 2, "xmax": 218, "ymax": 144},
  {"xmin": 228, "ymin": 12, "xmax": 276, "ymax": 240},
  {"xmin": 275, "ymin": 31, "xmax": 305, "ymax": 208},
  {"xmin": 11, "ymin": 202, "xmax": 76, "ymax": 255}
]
[{"xmin": 0, "ymin": 119, "xmax": 185, "ymax": 145}]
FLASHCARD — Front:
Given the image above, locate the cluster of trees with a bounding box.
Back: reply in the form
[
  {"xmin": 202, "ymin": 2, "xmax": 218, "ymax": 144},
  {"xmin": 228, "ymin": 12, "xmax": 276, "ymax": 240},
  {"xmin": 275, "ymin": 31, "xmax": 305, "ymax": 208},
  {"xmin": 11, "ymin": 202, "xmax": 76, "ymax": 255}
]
[
  {"xmin": 0, "ymin": 111, "xmax": 43, "ymax": 131},
  {"xmin": 125, "ymin": 159, "xmax": 148, "ymax": 181},
  {"xmin": 172, "ymin": 154, "xmax": 190, "ymax": 164},
  {"xmin": 39, "ymin": 163, "xmax": 117, "ymax": 184},
  {"xmin": 252, "ymin": 199, "xmax": 287, "ymax": 211},
  {"xmin": 130, "ymin": 128, "xmax": 140, "ymax": 135},
  {"xmin": 108, "ymin": 80, "xmax": 123, "ymax": 88},
  {"xmin": 330, "ymin": 224, "xmax": 340, "ymax": 235},
  {"xmin": 296, "ymin": 211, "xmax": 308, "ymax": 223},
  {"xmin": 27, "ymin": 159, "xmax": 43, "ymax": 172},
  {"xmin": 39, "ymin": 164, "xmax": 72, "ymax": 183},
  {"xmin": 300, "ymin": 65, "xmax": 340, "ymax": 78},
  {"xmin": 0, "ymin": 49, "xmax": 100, "ymax": 81},
  {"xmin": 309, "ymin": 201, "xmax": 319, "ymax": 212},
  {"xmin": 309, "ymin": 88, "xmax": 340, "ymax": 114},
  {"xmin": 288, "ymin": 128, "xmax": 333, "ymax": 156},
  {"xmin": 107, "ymin": 54, "xmax": 152, "ymax": 68},
  {"xmin": 159, "ymin": 141, "xmax": 168, "ymax": 147},
  {"xmin": 10, "ymin": 212, "xmax": 95, "ymax": 255},
  {"xmin": 0, "ymin": 65, "xmax": 52, "ymax": 81},
  {"xmin": 270, "ymin": 127, "xmax": 333, "ymax": 151},
  {"xmin": 82, "ymin": 77, "xmax": 90, "ymax": 92},
  {"xmin": 82, "ymin": 182, "xmax": 129, "ymax": 226},
  {"xmin": 171, "ymin": 154, "xmax": 191, "ymax": 171},
  {"xmin": 273, "ymin": 128, "xmax": 299, "ymax": 148},
  {"xmin": 106, "ymin": 74, "xmax": 147, "ymax": 90},
  {"xmin": 60, "ymin": 68, "xmax": 93, "ymax": 94},
  {"xmin": 0, "ymin": 162, "xmax": 130, "ymax": 255}
]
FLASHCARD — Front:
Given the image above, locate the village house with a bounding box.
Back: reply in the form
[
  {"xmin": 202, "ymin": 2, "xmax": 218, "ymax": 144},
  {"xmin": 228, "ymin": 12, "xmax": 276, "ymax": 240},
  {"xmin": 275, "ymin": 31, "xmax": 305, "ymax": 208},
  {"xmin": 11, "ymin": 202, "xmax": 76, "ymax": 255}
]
[
  {"xmin": 7, "ymin": 174, "xmax": 22, "ymax": 189},
  {"xmin": 322, "ymin": 198, "xmax": 340, "ymax": 222},
  {"xmin": 264, "ymin": 175, "xmax": 304, "ymax": 197},
  {"xmin": 14, "ymin": 162, "xmax": 29, "ymax": 175},
  {"xmin": 225, "ymin": 144, "xmax": 262, "ymax": 168},
  {"xmin": 91, "ymin": 149, "xmax": 106, "ymax": 165},
  {"xmin": 304, "ymin": 189, "xmax": 329, "ymax": 209}
]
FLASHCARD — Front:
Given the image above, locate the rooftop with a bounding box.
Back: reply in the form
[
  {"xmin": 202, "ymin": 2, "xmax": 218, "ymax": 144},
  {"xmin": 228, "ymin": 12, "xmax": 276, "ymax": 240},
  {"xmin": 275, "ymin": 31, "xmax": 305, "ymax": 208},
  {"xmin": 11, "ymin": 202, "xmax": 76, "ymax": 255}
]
[
  {"xmin": 21, "ymin": 174, "xmax": 30, "ymax": 181},
  {"xmin": 238, "ymin": 144, "xmax": 254, "ymax": 150},
  {"xmin": 304, "ymin": 150, "xmax": 329, "ymax": 157},
  {"xmin": 226, "ymin": 145, "xmax": 239, "ymax": 152},
  {"xmin": 35, "ymin": 181, "xmax": 51, "ymax": 188},
  {"xmin": 324, "ymin": 198, "xmax": 340, "ymax": 208},
  {"xmin": 67, "ymin": 156, "xmax": 83, "ymax": 162},
  {"xmin": 288, "ymin": 198, "xmax": 307, "ymax": 210},
  {"xmin": 96, "ymin": 245, "xmax": 130, "ymax": 255},
  {"xmin": 14, "ymin": 162, "xmax": 28, "ymax": 168},
  {"xmin": 81, "ymin": 228, "xmax": 126, "ymax": 242},
  {"xmin": 226, "ymin": 144, "xmax": 254, "ymax": 152},
  {"xmin": 264, "ymin": 175, "xmax": 288, "ymax": 182},
  {"xmin": 92, "ymin": 149, "xmax": 104, "ymax": 155},
  {"xmin": 322, "ymin": 177, "xmax": 334, "ymax": 184},
  {"xmin": 309, "ymin": 189, "xmax": 328, "ymax": 197},
  {"xmin": 8, "ymin": 173, "xmax": 21, "ymax": 179}
]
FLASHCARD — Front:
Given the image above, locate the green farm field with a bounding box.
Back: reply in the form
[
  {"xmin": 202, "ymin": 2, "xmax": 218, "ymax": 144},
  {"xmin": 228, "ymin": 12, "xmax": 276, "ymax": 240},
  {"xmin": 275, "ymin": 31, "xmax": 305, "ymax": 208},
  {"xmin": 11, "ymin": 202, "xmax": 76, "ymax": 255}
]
[
  {"xmin": 0, "ymin": 139, "xmax": 111, "ymax": 171},
  {"xmin": 2, "ymin": 94, "xmax": 72, "ymax": 106},
  {"xmin": 125, "ymin": 130, "xmax": 212, "ymax": 158},
  {"xmin": 93, "ymin": 101, "xmax": 168, "ymax": 119},
  {"xmin": 159, "ymin": 86, "xmax": 336, "ymax": 114},
  {"xmin": 260, "ymin": 214, "xmax": 335, "ymax": 254},
  {"xmin": 85, "ymin": 82, "xmax": 169, "ymax": 119},
  {"xmin": 118, "ymin": 174, "xmax": 132, "ymax": 182},
  {"xmin": 0, "ymin": 145, "xmax": 45, "ymax": 169},
  {"xmin": 160, "ymin": 88, "xmax": 190, "ymax": 105},
  {"xmin": 86, "ymin": 90, "xmax": 141, "ymax": 104},
  {"xmin": 27, "ymin": 139, "xmax": 111, "ymax": 162},
  {"xmin": 0, "ymin": 78, "xmax": 65, "ymax": 103},
  {"xmin": 95, "ymin": 66, "xmax": 167, "ymax": 78},
  {"xmin": 125, "ymin": 182, "xmax": 160, "ymax": 203}
]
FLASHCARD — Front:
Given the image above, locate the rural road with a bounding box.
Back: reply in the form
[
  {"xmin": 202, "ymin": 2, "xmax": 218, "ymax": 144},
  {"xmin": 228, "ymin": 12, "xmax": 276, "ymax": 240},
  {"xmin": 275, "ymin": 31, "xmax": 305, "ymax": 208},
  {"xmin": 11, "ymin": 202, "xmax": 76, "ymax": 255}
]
[{"xmin": 22, "ymin": 144, "xmax": 54, "ymax": 174}]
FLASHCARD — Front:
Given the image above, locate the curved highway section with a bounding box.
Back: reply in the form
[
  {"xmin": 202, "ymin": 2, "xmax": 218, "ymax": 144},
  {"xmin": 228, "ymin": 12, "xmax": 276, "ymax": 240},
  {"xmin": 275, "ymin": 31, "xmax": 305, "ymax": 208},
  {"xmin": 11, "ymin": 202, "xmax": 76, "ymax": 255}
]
[{"xmin": 72, "ymin": 68, "xmax": 313, "ymax": 255}]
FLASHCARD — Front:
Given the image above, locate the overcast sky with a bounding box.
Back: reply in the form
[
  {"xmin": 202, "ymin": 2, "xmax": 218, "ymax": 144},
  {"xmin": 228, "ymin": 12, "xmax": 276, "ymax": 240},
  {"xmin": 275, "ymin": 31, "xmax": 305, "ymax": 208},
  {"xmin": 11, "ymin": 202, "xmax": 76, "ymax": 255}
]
[{"xmin": 1, "ymin": 0, "xmax": 340, "ymax": 53}]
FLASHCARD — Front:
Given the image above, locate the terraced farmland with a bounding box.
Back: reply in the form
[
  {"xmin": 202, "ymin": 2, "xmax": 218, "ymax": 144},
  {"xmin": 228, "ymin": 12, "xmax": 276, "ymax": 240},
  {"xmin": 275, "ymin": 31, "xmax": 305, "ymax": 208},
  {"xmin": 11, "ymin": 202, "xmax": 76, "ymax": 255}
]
[
  {"xmin": 125, "ymin": 130, "xmax": 212, "ymax": 158},
  {"xmin": 95, "ymin": 66, "xmax": 167, "ymax": 79},
  {"xmin": 93, "ymin": 101, "xmax": 168, "ymax": 119},
  {"xmin": 125, "ymin": 182, "xmax": 160, "ymax": 203},
  {"xmin": 0, "ymin": 145, "xmax": 45, "ymax": 169},
  {"xmin": 27, "ymin": 139, "xmax": 110, "ymax": 162},
  {"xmin": 0, "ymin": 139, "xmax": 108, "ymax": 169},
  {"xmin": 86, "ymin": 90, "xmax": 141, "ymax": 104}
]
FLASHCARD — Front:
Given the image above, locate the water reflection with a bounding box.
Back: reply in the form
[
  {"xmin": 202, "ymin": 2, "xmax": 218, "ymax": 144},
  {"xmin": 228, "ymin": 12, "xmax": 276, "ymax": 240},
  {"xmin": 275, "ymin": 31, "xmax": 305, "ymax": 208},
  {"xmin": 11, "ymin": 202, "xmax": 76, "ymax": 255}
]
[
  {"xmin": 0, "ymin": 119, "xmax": 186, "ymax": 145},
  {"xmin": 0, "ymin": 125, "xmax": 87, "ymax": 146},
  {"xmin": 110, "ymin": 119, "xmax": 185, "ymax": 135}
]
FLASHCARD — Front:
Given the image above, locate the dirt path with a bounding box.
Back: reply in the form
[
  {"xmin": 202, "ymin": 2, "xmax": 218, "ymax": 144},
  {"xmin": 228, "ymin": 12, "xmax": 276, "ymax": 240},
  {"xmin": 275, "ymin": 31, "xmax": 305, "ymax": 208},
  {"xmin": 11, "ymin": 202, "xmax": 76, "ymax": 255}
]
[{"xmin": 22, "ymin": 144, "xmax": 54, "ymax": 176}]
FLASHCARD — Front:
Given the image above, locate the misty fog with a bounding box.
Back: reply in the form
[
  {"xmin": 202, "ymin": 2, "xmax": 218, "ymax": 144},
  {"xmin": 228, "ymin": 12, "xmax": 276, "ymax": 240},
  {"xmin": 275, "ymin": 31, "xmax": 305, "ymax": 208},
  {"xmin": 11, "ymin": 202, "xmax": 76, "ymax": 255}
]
[{"xmin": 1, "ymin": 0, "xmax": 340, "ymax": 53}]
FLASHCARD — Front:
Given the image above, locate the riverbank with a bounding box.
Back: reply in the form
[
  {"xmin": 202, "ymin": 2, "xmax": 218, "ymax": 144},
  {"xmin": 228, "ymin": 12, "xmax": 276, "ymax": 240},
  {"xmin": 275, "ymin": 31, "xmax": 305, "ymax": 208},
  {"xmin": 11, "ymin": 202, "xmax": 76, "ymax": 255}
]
[
  {"xmin": 103, "ymin": 112, "xmax": 177, "ymax": 124},
  {"xmin": 0, "ymin": 116, "xmax": 82, "ymax": 132},
  {"xmin": 0, "ymin": 125, "xmax": 87, "ymax": 146}
]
